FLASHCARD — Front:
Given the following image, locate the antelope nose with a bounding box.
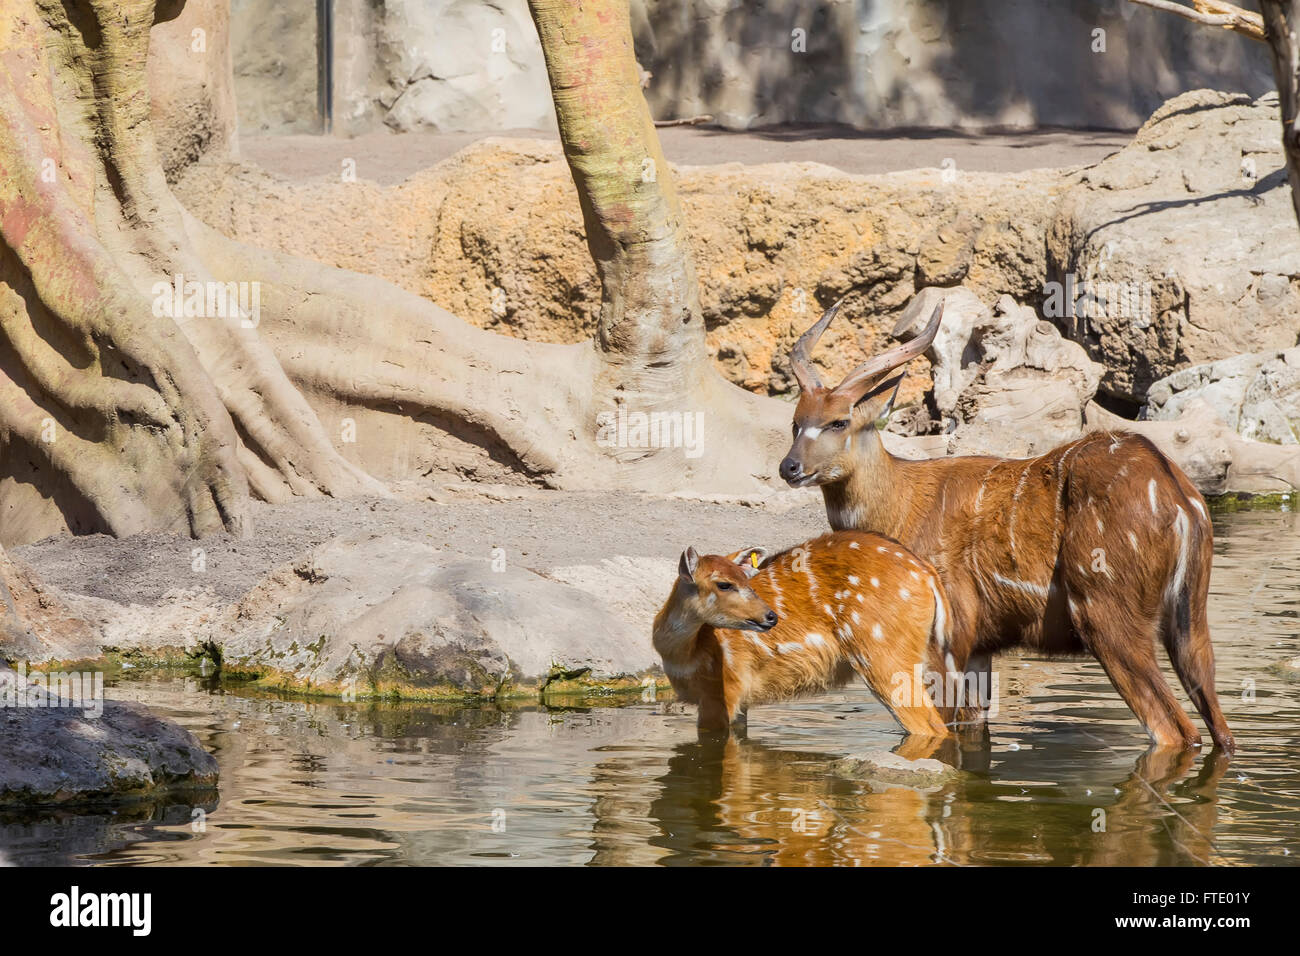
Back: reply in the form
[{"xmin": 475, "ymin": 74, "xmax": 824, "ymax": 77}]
[
  {"xmin": 764, "ymin": 611, "xmax": 778, "ymax": 627},
  {"xmin": 779, "ymin": 457, "xmax": 802, "ymax": 482}
]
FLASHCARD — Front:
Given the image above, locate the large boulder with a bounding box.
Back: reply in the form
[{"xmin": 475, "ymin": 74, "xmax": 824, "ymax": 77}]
[
  {"xmin": 0, "ymin": 547, "xmax": 220, "ymax": 805},
  {"xmin": 212, "ymin": 534, "xmax": 663, "ymax": 697},
  {"xmin": 0, "ymin": 668, "xmax": 219, "ymax": 807},
  {"xmin": 1145, "ymin": 348, "xmax": 1300, "ymax": 445},
  {"xmin": 893, "ymin": 288, "xmax": 1104, "ymax": 459},
  {"xmin": 1047, "ymin": 90, "xmax": 1300, "ymax": 404}
]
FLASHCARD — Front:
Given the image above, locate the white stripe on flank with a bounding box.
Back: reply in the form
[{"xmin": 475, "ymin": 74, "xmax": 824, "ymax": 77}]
[
  {"xmin": 1128, "ymin": 531, "xmax": 1139, "ymax": 552},
  {"xmin": 1190, "ymin": 498, "xmax": 1206, "ymax": 519},
  {"xmin": 993, "ymin": 572, "xmax": 1049, "ymax": 599},
  {"xmin": 1148, "ymin": 479, "xmax": 1159, "ymax": 515},
  {"xmin": 1009, "ymin": 463, "xmax": 1030, "ymax": 552},
  {"xmin": 1169, "ymin": 506, "xmax": 1190, "ymax": 620},
  {"xmin": 768, "ymin": 577, "xmax": 786, "ymax": 615},
  {"xmin": 928, "ymin": 578, "xmax": 950, "ymax": 651}
]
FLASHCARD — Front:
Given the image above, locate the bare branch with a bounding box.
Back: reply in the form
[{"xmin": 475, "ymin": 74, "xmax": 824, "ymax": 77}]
[
  {"xmin": 653, "ymin": 115, "xmax": 715, "ymax": 127},
  {"xmin": 1127, "ymin": 0, "xmax": 1267, "ymax": 42}
]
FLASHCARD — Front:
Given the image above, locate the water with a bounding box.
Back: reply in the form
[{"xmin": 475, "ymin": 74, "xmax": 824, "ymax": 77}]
[{"xmin": 3, "ymin": 510, "xmax": 1299, "ymax": 866}]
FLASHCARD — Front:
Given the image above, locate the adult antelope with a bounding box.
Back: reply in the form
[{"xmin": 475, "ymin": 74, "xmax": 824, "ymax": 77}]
[{"xmin": 779, "ymin": 300, "xmax": 1234, "ymax": 753}]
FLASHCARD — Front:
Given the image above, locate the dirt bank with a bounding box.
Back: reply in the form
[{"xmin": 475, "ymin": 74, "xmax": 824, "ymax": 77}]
[{"xmin": 14, "ymin": 488, "xmax": 826, "ymax": 607}]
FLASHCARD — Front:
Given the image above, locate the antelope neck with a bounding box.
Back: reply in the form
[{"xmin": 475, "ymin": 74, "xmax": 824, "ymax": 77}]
[{"xmin": 822, "ymin": 430, "xmax": 905, "ymax": 537}]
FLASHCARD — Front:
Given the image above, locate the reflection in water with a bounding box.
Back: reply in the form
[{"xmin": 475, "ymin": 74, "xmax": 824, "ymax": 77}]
[
  {"xmin": 587, "ymin": 732, "xmax": 1233, "ymax": 866},
  {"xmin": 1, "ymin": 510, "xmax": 1298, "ymax": 866}
]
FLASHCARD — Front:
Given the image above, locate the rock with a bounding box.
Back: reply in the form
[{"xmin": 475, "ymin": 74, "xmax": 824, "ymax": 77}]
[
  {"xmin": 0, "ymin": 546, "xmax": 99, "ymax": 664},
  {"xmin": 1085, "ymin": 399, "xmax": 1300, "ymax": 496},
  {"xmin": 634, "ymin": 0, "xmax": 1269, "ymax": 131},
  {"xmin": 148, "ymin": 0, "xmax": 240, "ymax": 182},
  {"xmin": 831, "ymin": 749, "xmax": 956, "ymax": 788},
  {"xmin": 228, "ymin": 0, "xmax": 320, "ymax": 135},
  {"xmin": 894, "ymin": 286, "xmax": 991, "ymax": 424},
  {"xmin": 1048, "ymin": 90, "xmax": 1300, "ymax": 404},
  {"xmin": 0, "ymin": 664, "xmax": 218, "ymax": 806},
  {"xmin": 895, "ymin": 288, "xmax": 1103, "ymax": 457},
  {"xmin": 1275, "ymin": 657, "xmax": 1300, "ymax": 680},
  {"xmin": 212, "ymin": 534, "xmax": 661, "ymax": 696},
  {"xmin": 0, "ymin": 550, "xmax": 220, "ymax": 806},
  {"xmin": 230, "ymin": 0, "xmax": 1270, "ymax": 134},
  {"xmin": 1145, "ymin": 349, "xmax": 1300, "ymax": 445},
  {"xmin": 330, "ymin": 0, "xmax": 553, "ymax": 135}
]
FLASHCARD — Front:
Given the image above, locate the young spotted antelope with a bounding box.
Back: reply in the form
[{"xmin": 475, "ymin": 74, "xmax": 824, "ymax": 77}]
[
  {"xmin": 652, "ymin": 532, "xmax": 955, "ymax": 739},
  {"xmin": 780, "ymin": 299, "xmax": 1234, "ymax": 753}
]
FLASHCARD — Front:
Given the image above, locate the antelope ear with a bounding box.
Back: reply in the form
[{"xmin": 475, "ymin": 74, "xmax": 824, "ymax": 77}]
[
  {"xmin": 853, "ymin": 374, "xmax": 903, "ymax": 425},
  {"xmin": 678, "ymin": 546, "xmax": 700, "ymax": 582},
  {"xmin": 729, "ymin": 547, "xmax": 771, "ymax": 577}
]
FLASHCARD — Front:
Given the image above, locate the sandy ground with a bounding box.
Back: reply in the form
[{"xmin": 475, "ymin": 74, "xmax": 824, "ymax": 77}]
[
  {"xmin": 240, "ymin": 125, "xmax": 1132, "ymax": 186},
  {"xmin": 15, "ymin": 488, "xmax": 827, "ymax": 607}
]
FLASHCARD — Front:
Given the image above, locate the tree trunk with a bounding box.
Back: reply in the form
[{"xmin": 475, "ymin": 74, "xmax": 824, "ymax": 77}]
[
  {"xmin": 0, "ymin": 0, "xmax": 786, "ymax": 548},
  {"xmin": 1262, "ymin": 1, "xmax": 1300, "ymax": 226},
  {"xmin": 525, "ymin": 0, "xmax": 787, "ymax": 486}
]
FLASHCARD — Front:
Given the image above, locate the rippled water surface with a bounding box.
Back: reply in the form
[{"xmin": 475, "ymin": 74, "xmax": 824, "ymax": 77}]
[{"xmin": 3, "ymin": 510, "xmax": 1299, "ymax": 866}]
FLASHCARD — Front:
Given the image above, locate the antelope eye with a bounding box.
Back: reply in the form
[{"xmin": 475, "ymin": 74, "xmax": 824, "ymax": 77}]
[
  {"xmin": 715, "ymin": 581, "xmax": 735, "ymax": 591},
  {"xmin": 829, "ymin": 419, "xmax": 850, "ymax": 430}
]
